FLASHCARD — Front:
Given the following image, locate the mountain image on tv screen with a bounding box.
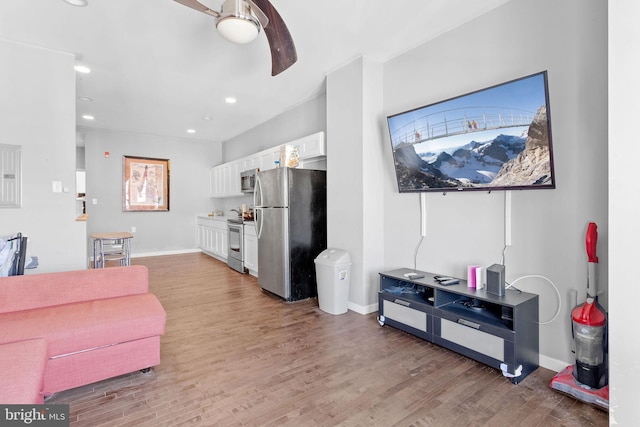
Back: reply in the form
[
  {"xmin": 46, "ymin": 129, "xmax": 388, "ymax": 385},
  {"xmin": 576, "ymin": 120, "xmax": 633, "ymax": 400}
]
[{"xmin": 387, "ymin": 72, "xmax": 555, "ymax": 193}]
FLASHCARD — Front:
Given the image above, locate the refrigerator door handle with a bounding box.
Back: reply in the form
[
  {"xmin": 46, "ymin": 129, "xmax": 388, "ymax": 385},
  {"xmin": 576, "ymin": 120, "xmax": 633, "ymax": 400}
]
[
  {"xmin": 254, "ymin": 173, "xmax": 262, "ymax": 208},
  {"xmin": 255, "ymin": 207, "xmax": 263, "ymax": 239},
  {"xmin": 254, "ymin": 173, "xmax": 263, "ymax": 239}
]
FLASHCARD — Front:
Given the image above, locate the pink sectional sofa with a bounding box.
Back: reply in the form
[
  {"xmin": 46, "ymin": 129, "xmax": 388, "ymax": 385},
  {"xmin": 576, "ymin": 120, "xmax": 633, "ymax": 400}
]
[{"xmin": 0, "ymin": 265, "xmax": 166, "ymax": 403}]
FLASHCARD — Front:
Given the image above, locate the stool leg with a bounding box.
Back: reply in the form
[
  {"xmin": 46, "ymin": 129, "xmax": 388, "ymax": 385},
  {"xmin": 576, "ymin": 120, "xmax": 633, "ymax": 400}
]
[
  {"xmin": 93, "ymin": 239, "xmax": 98, "ymax": 268},
  {"xmin": 98, "ymin": 239, "xmax": 105, "ymax": 268},
  {"xmin": 126, "ymin": 238, "xmax": 131, "ymax": 266}
]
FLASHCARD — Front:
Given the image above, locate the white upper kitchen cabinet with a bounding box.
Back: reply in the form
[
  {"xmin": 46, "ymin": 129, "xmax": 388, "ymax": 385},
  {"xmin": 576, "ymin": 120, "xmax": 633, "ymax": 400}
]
[
  {"xmin": 209, "ymin": 132, "xmax": 327, "ymax": 197},
  {"xmin": 208, "ymin": 166, "xmax": 220, "ymax": 197},
  {"xmin": 226, "ymin": 161, "xmax": 241, "ymax": 195},
  {"xmin": 209, "ymin": 161, "xmax": 243, "ymax": 198},
  {"xmin": 259, "ymin": 147, "xmax": 282, "ymax": 171},
  {"xmin": 239, "ymin": 155, "xmax": 260, "ymax": 173},
  {"xmin": 296, "ymin": 132, "xmax": 326, "ymax": 160}
]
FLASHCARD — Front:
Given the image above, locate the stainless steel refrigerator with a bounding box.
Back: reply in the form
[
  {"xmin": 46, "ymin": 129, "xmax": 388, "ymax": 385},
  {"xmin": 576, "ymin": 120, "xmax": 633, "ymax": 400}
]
[{"xmin": 254, "ymin": 168, "xmax": 327, "ymax": 301}]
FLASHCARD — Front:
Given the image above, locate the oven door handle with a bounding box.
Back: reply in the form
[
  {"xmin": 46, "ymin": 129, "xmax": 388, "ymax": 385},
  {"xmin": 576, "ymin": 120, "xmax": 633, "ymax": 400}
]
[{"xmin": 227, "ymin": 224, "xmax": 243, "ymax": 253}]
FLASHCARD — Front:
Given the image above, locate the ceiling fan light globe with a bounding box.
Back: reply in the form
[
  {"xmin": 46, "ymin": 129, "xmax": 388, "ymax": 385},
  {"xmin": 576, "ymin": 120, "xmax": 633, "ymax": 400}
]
[{"xmin": 216, "ymin": 16, "xmax": 260, "ymax": 44}]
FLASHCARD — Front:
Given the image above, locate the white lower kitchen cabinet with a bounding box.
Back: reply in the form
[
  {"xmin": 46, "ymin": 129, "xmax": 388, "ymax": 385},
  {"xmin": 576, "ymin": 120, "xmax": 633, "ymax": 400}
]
[
  {"xmin": 197, "ymin": 217, "xmax": 228, "ymax": 261},
  {"xmin": 244, "ymin": 222, "xmax": 258, "ymax": 276}
]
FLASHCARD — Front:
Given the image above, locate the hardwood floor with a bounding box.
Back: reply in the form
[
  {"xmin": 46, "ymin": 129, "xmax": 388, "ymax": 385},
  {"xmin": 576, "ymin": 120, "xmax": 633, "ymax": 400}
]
[{"xmin": 47, "ymin": 253, "xmax": 608, "ymax": 426}]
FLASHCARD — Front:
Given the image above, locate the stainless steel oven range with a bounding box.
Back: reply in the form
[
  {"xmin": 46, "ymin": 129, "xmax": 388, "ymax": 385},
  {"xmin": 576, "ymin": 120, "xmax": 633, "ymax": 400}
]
[{"xmin": 227, "ymin": 218, "xmax": 246, "ymax": 273}]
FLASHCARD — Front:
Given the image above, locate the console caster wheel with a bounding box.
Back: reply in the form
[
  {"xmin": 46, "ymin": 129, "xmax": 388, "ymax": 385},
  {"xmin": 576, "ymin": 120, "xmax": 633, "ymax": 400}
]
[
  {"xmin": 378, "ymin": 315, "xmax": 385, "ymax": 326},
  {"xmin": 140, "ymin": 367, "xmax": 152, "ymax": 374}
]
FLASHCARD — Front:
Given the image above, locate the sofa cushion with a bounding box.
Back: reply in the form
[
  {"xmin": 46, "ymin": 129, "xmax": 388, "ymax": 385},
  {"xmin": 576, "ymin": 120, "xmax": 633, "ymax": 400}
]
[
  {"xmin": 0, "ymin": 294, "xmax": 166, "ymax": 358},
  {"xmin": 0, "ymin": 338, "xmax": 47, "ymax": 404},
  {"xmin": 0, "ymin": 265, "xmax": 150, "ymax": 314}
]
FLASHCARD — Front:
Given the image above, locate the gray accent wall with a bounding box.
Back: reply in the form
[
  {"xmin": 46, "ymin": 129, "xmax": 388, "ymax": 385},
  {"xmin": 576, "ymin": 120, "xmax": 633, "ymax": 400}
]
[
  {"xmin": 223, "ymin": 94, "xmax": 327, "ymax": 162},
  {"xmin": 323, "ymin": 0, "xmax": 609, "ymax": 374},
  {"xmin": 380, "ymin": 0, "xmax": 607, "ymax": 371},
  {"xmin": 217, "ymin": 95, "xmax": 327, "ymax": 216},
  {"xmin": 225, "ymin": 0, "xmax": 609, "ymax": 375}
]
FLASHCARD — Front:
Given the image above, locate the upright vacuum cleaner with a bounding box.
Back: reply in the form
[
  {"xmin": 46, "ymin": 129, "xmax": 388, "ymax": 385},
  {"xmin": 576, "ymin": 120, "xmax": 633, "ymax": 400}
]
[{"xmin": 550, "ymin": 222, "xmax": 609, "ymax": 410}]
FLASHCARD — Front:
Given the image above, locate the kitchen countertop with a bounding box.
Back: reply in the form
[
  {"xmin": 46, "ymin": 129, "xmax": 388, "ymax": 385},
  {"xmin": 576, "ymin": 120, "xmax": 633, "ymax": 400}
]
[
  {"xmin": 197, "ymin": 214, "xmax": 254, "ymax": 224},
  {"xmin": 197, "ymin": 215, "xmax": 228, "ymax": 222}
]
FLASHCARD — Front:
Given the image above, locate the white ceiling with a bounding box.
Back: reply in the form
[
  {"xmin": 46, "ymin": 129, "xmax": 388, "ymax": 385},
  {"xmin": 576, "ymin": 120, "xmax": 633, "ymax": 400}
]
[{"xmin": 0, "ymin": 0, "xmax": 511, "ymax": 144}]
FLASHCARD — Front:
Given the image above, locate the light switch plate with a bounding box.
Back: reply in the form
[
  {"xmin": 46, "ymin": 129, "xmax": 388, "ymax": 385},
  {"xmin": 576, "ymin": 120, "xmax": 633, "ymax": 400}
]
[{"xmin": 52, "ymin": 181, "xmax": 62, "ymax": 193}]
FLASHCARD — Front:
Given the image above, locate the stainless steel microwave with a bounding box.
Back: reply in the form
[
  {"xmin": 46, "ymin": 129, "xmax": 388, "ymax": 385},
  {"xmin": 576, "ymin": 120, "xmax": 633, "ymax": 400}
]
[{"xmin": 240, "ymin": 168, "xmax": 259, "ymax": 193}]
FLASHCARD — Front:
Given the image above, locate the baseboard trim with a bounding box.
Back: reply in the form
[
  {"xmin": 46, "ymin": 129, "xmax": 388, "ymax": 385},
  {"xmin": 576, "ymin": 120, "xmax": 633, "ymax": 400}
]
[
  {"xmin": 348, "ymin": 301, "xmax": 379, "ymax": 315},
  {"xmin": 540, "ymin": 354, "xmax": 571, "ymax": 373},
  {"xmin": 131, "ymin": 248, "xmax": 202, "ymax": 258}
]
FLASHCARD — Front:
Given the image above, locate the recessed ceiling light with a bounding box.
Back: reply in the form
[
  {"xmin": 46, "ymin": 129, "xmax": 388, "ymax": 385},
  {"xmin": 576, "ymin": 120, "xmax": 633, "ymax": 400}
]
[
  {"xmin": 82, "ymin": 115, "xmax": 94, "ymax": 120},
  {"xmin": 225, "ymin": 97, "xmax": 237, "ymax": 104},
  {"xmin": 63, "ymin": 0, "xmax": 88, "ymax": 6},
  {"xmin": 187, "ymin": 129, "xmax": 196, "ymax": 134},
  {"xmin": 74, "ymin": 65, "xmax": 91, "ymax": 74},
  {"xmin": 78, "ymin": 96, "xmax": 93, "ymax": 102},
  {"xmin": 202, "ymin": 116, "xmax": 213, "ymax": 121}
]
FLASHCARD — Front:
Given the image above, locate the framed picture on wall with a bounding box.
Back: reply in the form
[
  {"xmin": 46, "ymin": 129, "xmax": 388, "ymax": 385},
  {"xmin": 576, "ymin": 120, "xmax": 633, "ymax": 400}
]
[{"xmin": 122, "ymin": 155, "xmax": 170, "ymax": 212}]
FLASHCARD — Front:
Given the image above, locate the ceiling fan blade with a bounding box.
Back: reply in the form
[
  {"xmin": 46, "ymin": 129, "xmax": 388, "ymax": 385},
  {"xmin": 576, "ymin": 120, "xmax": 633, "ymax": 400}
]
[
  {"xmin": 250, "ymin": 0, "xmax": 297, "ymax": 76},
  {"xmin": 173, "ymin": 0, "xmax": 220, "ymax": 18}
]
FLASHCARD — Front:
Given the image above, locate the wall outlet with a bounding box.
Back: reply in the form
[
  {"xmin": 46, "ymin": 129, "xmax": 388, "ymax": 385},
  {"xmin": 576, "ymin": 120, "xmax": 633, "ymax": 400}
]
[{"xmin": 131, "ymin": 226, "xmax": 136, "ymax": 233}]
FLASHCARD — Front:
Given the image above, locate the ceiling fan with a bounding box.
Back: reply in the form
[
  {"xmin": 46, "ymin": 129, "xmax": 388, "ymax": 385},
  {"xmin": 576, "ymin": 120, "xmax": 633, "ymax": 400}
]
[{"xmin": 174, "ymin": 0, "xmax": 297, "ymax": 76}]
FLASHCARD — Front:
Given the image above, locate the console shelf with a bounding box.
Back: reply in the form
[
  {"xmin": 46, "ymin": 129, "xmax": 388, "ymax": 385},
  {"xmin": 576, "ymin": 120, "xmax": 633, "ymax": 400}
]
[{"xmin": 378, "ymin": 268, "xmax": 539, "ymax": 384}]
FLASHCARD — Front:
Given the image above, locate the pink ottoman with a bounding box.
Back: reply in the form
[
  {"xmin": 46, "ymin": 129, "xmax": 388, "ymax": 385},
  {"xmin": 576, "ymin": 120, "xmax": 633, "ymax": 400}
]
[{"xmin": 0, "ymin": 339, "xmax": 47, "ymax": 404}]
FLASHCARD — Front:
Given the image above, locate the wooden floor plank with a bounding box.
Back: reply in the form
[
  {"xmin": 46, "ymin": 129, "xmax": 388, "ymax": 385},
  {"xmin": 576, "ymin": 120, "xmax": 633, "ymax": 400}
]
[{"xmin": 47, "ymin": 253, "xmax": 608, "ymax": 426}]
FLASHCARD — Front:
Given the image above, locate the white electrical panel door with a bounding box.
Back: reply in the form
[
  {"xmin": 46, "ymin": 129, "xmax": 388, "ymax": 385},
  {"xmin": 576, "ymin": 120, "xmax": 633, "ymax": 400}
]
[{"xmin": 0, "ymin": 144, "xmax": 21, "ymax": 208}]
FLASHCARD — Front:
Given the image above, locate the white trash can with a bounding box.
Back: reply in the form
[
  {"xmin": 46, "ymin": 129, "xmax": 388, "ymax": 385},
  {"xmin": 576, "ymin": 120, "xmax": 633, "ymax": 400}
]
[{"xmin": 314, "ymin": 249, "xmax": 351, "ymax": 315}]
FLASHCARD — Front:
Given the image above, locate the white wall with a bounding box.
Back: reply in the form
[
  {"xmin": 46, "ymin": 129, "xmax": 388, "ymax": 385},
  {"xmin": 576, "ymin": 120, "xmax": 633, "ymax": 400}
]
[
  {"xmin": 83, "ymin": 129, "xmax": 221, "ymax": 258},
  {"xmin": 0, "ymin": 38, "xmax": 85, "ymax": 273},
  {"xmin": 326, "ymin": 57, "xmax": 386, "ymax": 313},
  {"xmin": 381, "ymin": 0, "xmax": 607, "ymax": 371},
  {"xmin": 609, "ymin": 0, "xmax": 639, "ymax": 423}
]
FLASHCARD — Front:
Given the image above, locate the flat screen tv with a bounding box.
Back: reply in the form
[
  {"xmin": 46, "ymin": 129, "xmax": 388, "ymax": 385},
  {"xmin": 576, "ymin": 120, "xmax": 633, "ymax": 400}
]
[{"xmin": 387, "ymin": 71, "xmax": 555, "ymax": 193}]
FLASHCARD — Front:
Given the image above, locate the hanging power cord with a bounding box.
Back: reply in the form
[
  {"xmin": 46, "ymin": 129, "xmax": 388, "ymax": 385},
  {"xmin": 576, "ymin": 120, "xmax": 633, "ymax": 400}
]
[
  {"xmin": 499, "ymin": 245, "xmax": 560, "ymax": 325},
  {"xmin": 413, "ymin": 236, "xmax": 424, "ymax": 271},
  {"xmin": 500, "ymin": 244, "xmax": 508, "ymax": 265},
  {"xmin": 506, "ymin": 274, "xmax": 562, "ymax": 325}
]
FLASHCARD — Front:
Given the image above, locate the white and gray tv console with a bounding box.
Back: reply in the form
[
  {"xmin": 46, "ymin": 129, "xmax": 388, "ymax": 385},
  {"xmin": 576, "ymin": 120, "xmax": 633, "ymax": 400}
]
[{"xmin": 378, "ymin": 269, "xmax": 539, "ymax": 384}]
